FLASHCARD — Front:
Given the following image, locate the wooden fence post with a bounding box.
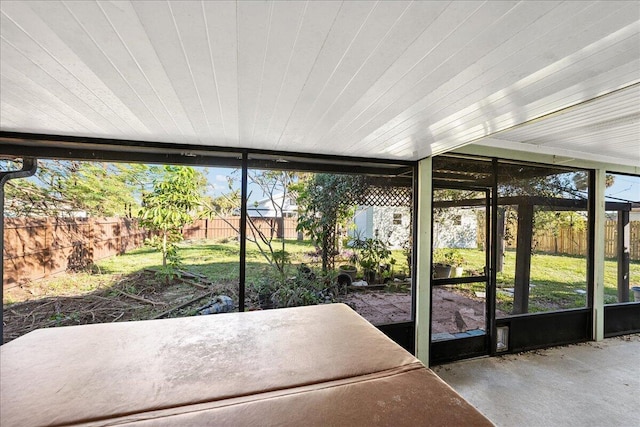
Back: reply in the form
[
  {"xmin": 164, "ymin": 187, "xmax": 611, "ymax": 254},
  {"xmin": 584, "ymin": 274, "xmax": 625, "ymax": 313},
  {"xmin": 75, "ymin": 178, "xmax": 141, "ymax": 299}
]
[{"xmin": 89, "ymin": 218, "xmax": 95, "ymax": 264}]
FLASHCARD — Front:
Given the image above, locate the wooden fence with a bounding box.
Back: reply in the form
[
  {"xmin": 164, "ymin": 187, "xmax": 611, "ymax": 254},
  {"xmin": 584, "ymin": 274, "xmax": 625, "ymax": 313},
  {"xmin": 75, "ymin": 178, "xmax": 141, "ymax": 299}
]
[
  {"xmin": 5, "ymin": 214, "xmax": 636, "ymax": 289},
  {"xmin": 504, "ymin": 220, "xmax": 639, "ymax": 260},
  {"xmin": 182, "ymin": 217, "xmax": 301, "ymax": 241},
  {"xmin": 3, "ymin": 216, "xmax": 302, "ymax": 289},
  {"xmin": 3, "ymin": 217, "xmax": 148, "ymax": 288}
]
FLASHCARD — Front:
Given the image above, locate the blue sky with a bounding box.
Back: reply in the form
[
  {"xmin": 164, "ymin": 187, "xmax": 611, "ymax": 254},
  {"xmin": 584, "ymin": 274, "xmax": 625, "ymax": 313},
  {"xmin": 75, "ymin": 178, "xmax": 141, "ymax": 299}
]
[
  {"xmin": 202, "ymin": 167, "xmax": 237, "ymax": 198},
  {"xmin": 201, "ymin": 167, "xmax": 272, "ymax": 204},
  {"xmin": 605, "ymin": 173, "xmax": 640, "ymax": 203}
]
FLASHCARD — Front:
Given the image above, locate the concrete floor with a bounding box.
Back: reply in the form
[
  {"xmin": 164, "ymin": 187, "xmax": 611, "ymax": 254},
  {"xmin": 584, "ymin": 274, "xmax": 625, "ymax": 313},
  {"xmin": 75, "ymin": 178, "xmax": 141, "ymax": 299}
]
[{"xmin": 433, "ymin": 334, "xmax": 640, "ymax": 427}]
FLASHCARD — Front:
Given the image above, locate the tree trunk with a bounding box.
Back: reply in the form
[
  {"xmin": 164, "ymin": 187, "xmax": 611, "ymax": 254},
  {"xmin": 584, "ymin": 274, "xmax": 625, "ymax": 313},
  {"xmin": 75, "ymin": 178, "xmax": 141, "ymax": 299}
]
[
  {"xmin": 321, "ymin": 232, "xmax": 329, "ymax": 272},
  {"xmin": 162, "ymin": 231, "xmax": 167, "ymax": 267}
]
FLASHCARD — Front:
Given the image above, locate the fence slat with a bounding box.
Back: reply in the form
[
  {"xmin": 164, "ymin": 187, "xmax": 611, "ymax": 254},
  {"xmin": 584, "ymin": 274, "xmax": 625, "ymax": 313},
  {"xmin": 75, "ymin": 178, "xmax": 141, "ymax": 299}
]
[
  {"xmin": 3, "ymin": 217, "xmax": 148, "ymax": 289},
  {"xmin": 500, "ymin": 220, "xmax": 639, "ymax": 260},
  {"xmin": 4, "ymin": 216, "xmax": 305, "ymax": 289}
]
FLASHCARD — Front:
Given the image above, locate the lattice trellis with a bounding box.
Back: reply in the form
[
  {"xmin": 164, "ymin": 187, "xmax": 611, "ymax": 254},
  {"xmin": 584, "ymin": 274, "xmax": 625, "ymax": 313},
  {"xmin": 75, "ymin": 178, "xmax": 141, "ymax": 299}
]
[{"xmin": 353, "ymin": 185, "xmax": 412, "ymax": 207}]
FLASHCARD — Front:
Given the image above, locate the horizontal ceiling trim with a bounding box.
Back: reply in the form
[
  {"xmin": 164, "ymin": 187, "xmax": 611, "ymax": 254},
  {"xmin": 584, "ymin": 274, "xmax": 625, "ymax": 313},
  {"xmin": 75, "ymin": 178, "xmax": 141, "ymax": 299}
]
[
  {"xmin": 457, "ymin": 137, "xmax": 640, "ymax": 173},
  {"xmin": 0, "ymin": 131, "xmax": 416, "ymax": 174},
  {"xmin": 489, "ymin": 81, "xmax": 640, "ymax": 139}
]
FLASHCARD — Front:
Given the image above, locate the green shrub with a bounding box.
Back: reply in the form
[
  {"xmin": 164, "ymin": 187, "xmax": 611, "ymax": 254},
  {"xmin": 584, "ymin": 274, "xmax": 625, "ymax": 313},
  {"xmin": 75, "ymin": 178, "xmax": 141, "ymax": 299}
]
[{"xmin": 255, "ymin": 265, "xmax": 342, "ymax": 309}]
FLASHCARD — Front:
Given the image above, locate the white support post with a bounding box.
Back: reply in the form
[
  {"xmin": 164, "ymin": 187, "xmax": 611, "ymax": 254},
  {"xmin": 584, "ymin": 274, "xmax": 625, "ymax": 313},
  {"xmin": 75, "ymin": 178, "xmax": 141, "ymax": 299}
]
[
  {"xmin": 415, "ymin": 157, "xmax": 432, "ymax": 364},
  {"xmin": 593, "ymin": 169, "xmax": 606, "ymax": 341}
]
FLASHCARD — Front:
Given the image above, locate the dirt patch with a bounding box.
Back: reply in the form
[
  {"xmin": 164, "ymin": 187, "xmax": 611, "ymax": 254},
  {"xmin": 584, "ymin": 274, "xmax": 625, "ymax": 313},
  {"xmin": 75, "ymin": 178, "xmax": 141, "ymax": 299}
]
[
  {"xmin": 2, "ymin": 271, "xmax": 237, "ymax": 344},
  {"xmin": 5, "ymin": 275, "xmax": 499, "ymax": 344}
]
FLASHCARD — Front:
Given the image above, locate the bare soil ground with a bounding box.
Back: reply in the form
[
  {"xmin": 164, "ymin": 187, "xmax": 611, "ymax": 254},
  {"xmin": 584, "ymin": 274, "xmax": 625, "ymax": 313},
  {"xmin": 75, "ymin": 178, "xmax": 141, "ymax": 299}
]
[
  {"xmin": 2, "ymin": 271, "xmax": 237, "ymax": 344},
  {"xmin": 4, "ymin": 275, "xmax": 492, "ymax": 344}
]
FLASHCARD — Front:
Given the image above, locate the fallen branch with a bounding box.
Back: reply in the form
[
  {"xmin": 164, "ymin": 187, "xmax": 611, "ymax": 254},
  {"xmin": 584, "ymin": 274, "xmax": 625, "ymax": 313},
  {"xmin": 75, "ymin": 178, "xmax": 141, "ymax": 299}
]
[
  {"xmin": 25, "ymin": 300, "xmax": 56, "ymax": 318},
  {"xmin": 178, "ymin": 270, "xmax": 207, "ymax": 280},
  {"xmin": 115, "ymin": 289, "xmax": 163, "ymax": 306},
  {"xmin": 152, "ymin": 292, "xmax": 211, "ymax": 320},
  {"xmin": 177, "ymin": 277, "xmax": 209, "ymax": 290}
]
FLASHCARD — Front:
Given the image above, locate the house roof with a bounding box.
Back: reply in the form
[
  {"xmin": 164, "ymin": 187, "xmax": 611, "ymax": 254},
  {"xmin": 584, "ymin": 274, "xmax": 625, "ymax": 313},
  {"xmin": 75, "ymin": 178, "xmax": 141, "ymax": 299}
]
[
  {"xmin": 247, "ymin": 194, "xmax": 297, "ymax": 213},
  {"xmin": 1, "ymin": 1, "xmax": 638, "ymax": 166}
]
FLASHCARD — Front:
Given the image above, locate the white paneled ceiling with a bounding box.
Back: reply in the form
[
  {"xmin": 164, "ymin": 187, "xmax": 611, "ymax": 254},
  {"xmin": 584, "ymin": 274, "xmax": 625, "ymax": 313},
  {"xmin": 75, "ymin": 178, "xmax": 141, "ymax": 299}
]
[
  {"xmin": 1, "ymin": 1, "xmax": 639, "ymax": 165},
  {"xmin": 475, "ymin": 84, "xmax": 640, "ymax": 165}
]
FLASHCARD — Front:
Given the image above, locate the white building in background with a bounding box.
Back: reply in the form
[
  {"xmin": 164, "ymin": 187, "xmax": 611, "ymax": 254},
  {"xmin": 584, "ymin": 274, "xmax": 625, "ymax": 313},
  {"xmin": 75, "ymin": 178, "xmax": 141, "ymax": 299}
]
[
  {"xmin": 241, "ymin": 195, "xmax": 412, "ymax": 247},
  {"xmin": 349, "ymin": 206, "xmax": 411, "ymax": 249},
  {"xmin": 245, "ymin": 194, "xmax": 297, "ymax": 218},
  {"xmin": 432, "ymin": 208, "xmax": 478, "ymax": 249}
]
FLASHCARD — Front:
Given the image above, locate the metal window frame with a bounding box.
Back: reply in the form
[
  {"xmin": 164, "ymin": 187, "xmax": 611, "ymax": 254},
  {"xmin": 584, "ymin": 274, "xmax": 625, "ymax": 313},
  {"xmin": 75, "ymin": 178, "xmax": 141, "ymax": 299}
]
[
  {"xmin": 0, "ymin": 131, "xmax": 418, "ymax": 349},
  {"xmin": 430, "ymin": 154, "xmax": 596, "ymax": 363}
]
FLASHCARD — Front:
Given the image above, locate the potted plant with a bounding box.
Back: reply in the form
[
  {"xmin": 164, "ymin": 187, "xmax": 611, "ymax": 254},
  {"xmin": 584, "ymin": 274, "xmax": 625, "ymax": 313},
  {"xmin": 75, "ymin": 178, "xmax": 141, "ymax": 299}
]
[
  {"xmin": 360, "ymin": 259, "xmax": 377, "ymax": 283},
  {"xmin": 450, "ymin": 250, "xmax": 465, "ymax": 278},
  {"xmin": 353, "ymin": 237, "xmax": 391, "ymax": 285},
  {"xmin": 432, "ymin": 248, "xmax": 453, "ymax": 279},
  {"xmin": 384, "ymin": 257, "xmax": 397, "ymax": 283},
  {"xmin": 338, "ymin": 264, "xmax": 357, "ymax": 281}
]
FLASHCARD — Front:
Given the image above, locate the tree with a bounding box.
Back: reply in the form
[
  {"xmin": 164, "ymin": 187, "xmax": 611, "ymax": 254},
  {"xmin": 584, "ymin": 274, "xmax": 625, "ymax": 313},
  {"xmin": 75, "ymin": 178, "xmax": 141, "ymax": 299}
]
[
  {"xmin": 54, "ymin": 162, "xmax": 153, "ymax": 217},
  {"xmin": 498, "ymin": 168, "xmax": 612, "ymax": 255},
  {"xmin": 246, "ymin": 171, "xmax": 297, "ymax": 275},
  {"xmin": 139, "ymin": 166, "xmax": 203, "ymax": 270},
  {"xmin": 202, "ymin": 170, "xmax": 297, "ymax": 276},
  {"xmin": 533, "ymin": 210, "xmax": 587, "ymax": 254},
  {"xmin": 201, "ymin": 176, "xmax": 240, "ymax": 218},
  {"xmin": 294, "ymin": 174, "xmax": 366, "ymax": 272},
  {"xmin": 2, "ymin": 160, "xmax": 160, "ymax": 218}
]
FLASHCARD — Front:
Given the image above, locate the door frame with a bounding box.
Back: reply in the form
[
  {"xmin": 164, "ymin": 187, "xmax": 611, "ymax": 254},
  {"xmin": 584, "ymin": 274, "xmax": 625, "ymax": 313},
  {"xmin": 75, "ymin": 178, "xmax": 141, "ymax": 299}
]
[{"xmin": 429, "ymin": 183, "xmax": 494, "ymax": 364}]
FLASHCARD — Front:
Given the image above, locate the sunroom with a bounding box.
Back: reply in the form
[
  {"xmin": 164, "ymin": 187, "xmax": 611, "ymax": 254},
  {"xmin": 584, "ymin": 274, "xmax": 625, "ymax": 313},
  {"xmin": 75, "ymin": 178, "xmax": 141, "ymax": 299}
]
[{"xmin": 1, "ymin": 1, "xmax": 639, "ymax": 425}]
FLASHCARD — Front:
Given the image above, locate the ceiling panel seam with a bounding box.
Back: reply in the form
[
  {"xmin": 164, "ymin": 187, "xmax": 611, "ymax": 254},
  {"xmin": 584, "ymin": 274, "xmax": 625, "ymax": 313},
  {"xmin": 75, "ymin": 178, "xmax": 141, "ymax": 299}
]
[
  {"xmin": 0, "ymin": 10, "xmax": 140, "ymax": 135},
  {"xmin": 62, "ymin": 2, "xmax": 171, "ymax": 136}
]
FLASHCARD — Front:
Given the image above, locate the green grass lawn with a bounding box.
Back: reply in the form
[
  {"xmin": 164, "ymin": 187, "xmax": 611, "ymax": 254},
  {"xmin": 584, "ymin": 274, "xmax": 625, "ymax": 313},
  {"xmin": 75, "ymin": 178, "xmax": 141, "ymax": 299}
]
[
  {"xmin": 7, "ymin": 239, "xmax": 637, "ymax": 312},
  {"xmin": 4, "ymin": 237, "xmax": 411, "ymax": 305},
  {"xmin": 450, "ymin": 248, "xmax": 640, "ymax": 313},
  {"xmin": 97, "ymin": 238, "xmax": 318, "ymax": 284}
]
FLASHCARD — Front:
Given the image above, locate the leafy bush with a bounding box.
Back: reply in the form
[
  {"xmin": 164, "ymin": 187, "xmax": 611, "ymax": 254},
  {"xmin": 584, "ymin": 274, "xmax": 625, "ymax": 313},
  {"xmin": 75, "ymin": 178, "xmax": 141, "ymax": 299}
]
[
  {"xmin": 295, "ymin": 174, "xmax": 366, "ymax": 271},
  {"xmin": 251, "ymin": 265, "xmax": 342, "ymax": 309},
  {"xmin": 350, "ymin": 237, "xmax": 391, "ymax": 283}
]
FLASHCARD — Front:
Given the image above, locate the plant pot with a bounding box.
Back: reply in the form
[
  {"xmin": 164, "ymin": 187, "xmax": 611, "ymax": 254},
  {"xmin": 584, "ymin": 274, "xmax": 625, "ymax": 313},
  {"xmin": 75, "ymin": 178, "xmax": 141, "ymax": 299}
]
[
  {"xmin": 364, "ymin": 269, "xmax": 376, "ymax": 284},
  {"xmin": 433, "ymin": 263, "xmax": 451, "ymax": 279},
  {"xmin": 452, "ymin": 266, "xmax": 464, "ymax": 278},
  {"xmin": 632, "ymin": 286, "xmax": 640, "ymax": 302},
  {"xmin": 336, "ymin": 273, "xmax": 352, "ymax": 291},
  {"xmin": 338, "ymin": 265, "xmax": 357, "ymax": 281}
]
